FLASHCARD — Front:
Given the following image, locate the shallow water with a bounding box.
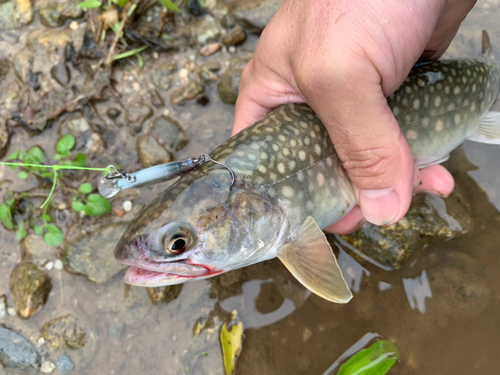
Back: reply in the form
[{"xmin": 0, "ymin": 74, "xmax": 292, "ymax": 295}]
[{"xmin": 1, "ymin": 2, "xmax": 500, "ymax": 375}]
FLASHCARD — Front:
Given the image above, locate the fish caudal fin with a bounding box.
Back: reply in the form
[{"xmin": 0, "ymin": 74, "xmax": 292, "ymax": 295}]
[
  {"xmin": 482, "ymin": 30, "xmax": 493, "ymax": 58},
  {"xmin": 277, "ymin": 216, "xmax": 353, "ymax": 303},
  {"xmin": 467, "ymin": 111, "xmax": 500, "ymax": 145}
]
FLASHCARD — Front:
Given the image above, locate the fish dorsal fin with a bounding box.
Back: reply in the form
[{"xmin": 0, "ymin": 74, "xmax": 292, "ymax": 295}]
[
  {"xmin": 277, "ymin": 216, "xmax": 353, "ymax": 303},
  {"xmin": 482, "ymin": 30, "xmax": 493, "ymax": 57},
  {"xmin": 467, "ymin": 111, "xmax": 500, "ymax": 145}
]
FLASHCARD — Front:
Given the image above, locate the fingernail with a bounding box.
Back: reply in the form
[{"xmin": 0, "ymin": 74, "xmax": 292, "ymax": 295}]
[
  {"xmin": 359, "ymin": 189, "xmax": 399, "ymax": 226},
  {"xmin": 413, "ymin": 166, "xmax": 422, "ymax": 188}
]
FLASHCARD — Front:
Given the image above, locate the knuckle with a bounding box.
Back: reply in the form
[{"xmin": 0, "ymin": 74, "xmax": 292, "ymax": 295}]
[{"xmin": 340, "ymin": 146, "xmax": 396, "ymax": 185}]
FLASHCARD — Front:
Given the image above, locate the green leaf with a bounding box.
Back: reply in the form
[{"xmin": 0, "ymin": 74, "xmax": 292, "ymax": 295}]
[
  {"xmin": 8, "ymin": 149, "xmax": 21, "ymax": 160},
  {"xmin": 113, "ymin": 0, "xmax": 129, "ymax": 7},
  {"xmin": 113, "ymin": 46, "xmax": 148, "ymax": 61},
  {"xmin": 34, "ymin": 225, "xmax": 44, "ymax": 235},
  {"xmin": 16, "ymin": 220, "xmax": 28, "ymax": 241},
  {"xmin": 78, "ymin": 0, "xmax": 102, "ymax": 8},
  {"xmin": 72, "ymin": 153, "xmax": 87, "ymax": 167},
  {"xmin": 24, "ymin": 146, "xmax": 45, "ymax": 165},
  {"xmin": 72, "ymin": 201, "xmax": 85, "ymax": 212},
  {"xmin": 337, "ymin": 341, "xmax": 400, "ymax": 375},
  {"xmin": 17, "ymin": 171, "xmax": 29, "ymax": 179},
  {"xmin": 220, "ymin": 311, "xmax": 244, "ymax": 375},
  {"xmin": 158, "ymin": 0, "xmax": 183, "ymax": 13},
  {"xmin": 54, "ymin": 154, "xmax": 63, "ymax": 161},
  {"xmin": 84, "ymin": 194, "xmax": 111, "ymax": 216},
  {"xmin": 137, "ymin": 52, "xmax": 144, "ymax": 69},
  {"xmin": 44, "ymin": 224, "xmax": 64, "ymax": 246},
  {"xmin": 79, "ymin": 183, "xmax": 93, "ymax": 194},
  {"xmin": 56, "ymin": 134, "xmax": 76, "ymax": 154},
  {"xmin": 42, "ymin": 214, "xmax": 51, "ymax": 223},
  {"xmin": 0, "ymin": 204, "xmax": 14, "ymax": 230}
]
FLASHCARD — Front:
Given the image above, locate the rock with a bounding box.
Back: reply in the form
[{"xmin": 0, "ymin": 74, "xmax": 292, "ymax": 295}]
[
  {"xmin": 146, "ymin": 285, "xmax": 183, "ymax": 305},
  {"xmin": 136, "ymin": 134, "xmax": 173, "ymax": 168},
  {"xmin": 40, "ymin": 314, "xmax": 86, "ymax": 350},
  {"xmin": 50, "ymin": 63, "xmax": 70, "ymax": 87},
  {"xmin": 149, "ymin": 88, "xmax": 164, "ymax": 107},
  {"xmin": 170, "ymin": 80, "xmax": 204, "ymax": 105},
  {"xmin": 61, "ymin": 223, "xmax": 129, "ymax": 284},
  {"xmin": 150, "ymin": 64, "xmax": 176, "ymax": 90},
  {"xmin": 20, "ymin": 234, "xmax": 55, "ymax": 263},
  {"xmin": 199, "ymin": 42, "xmax": 221, "ymax": 56},
  {"xmin": 187, "ymin": 0, "xmax": 204, "ymax": 16},
  {"xmin": 67, "ymin": 117, "xmax": 90, "ymax": 133},
  {"xmin": 0, "ymin": 117, "xmax": 9, "ymax": 155},
  {"xmin": 0, "ymin": 0, "xmax": 33, "ymax": 30},
  {"xmin": 232, "ymin": 0, "xmax": 283, "ymax": 34},
  {"xmin": 126, "ymin": 104, "xmax": 153, "ymax": 125},
  {"xmin": 341, "ymin": 193, "xmax": 473, "ymax": 270},
  {"xmin": 0, "ymin": 295, "xmax": 6, "ymax": 318},
  {"xmin": 9, "ymin": 262, "xmax": 52, "ymax": 319},
  {"xmin": 0, "ymin": 325, "xmax": 40, "ymax": 369},
  {"xmin": 41, "ymin": 359, "xmax": 56, "ymax": 373},
  {"xmin": 220, "ymin": 14, "xmax": 236, "ymax": 29},
  {"xmin": 24, "ymin": 28, "xmax": 72, "ymax": 54},
  {"xmin": 56, "ymin": 355, "xmax": 74, "ymax": 375},
  {"xmin": 0, "ymin": 59, "xmax": 10, "ymax": 83},
  {"xmin": 150, "ymin": 115, "xmax": 189, "ymax": 151},
  {"xmin": 195, "ymin": 15, "xmax": 221, "ymax": 45},
  {"xmin": 106, "ymin": 108, "xmax": 121, "ymax": 120},
  {"xmin": 198, "ymin": 61, "xmax": 221, "ymax": 85},
  {"xmin": 38, "ymin": 0, "xmax": 83, "ymax": 28},
  {"xmin": 218, "ymin": 69, "xmax": 241, "ymax": 104},
  {"xmin": 64, "ymin": 43, "xmax": 74, "ymax": 63},
  {"xmin": 222, "ymin": 27, "xmax": 247, "ymax": 46}
]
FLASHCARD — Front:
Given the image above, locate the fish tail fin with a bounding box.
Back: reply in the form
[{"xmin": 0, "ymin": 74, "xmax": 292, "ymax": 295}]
[
  {"xmin": 277, "ymin": 216, "xmax": 352, "ymax": 303},
  {"xmin": 482, "ymin": 30, "xmax": 494, "ymax": 58},
  {"xmin": 467, "ymin": 111, "xmax": 500, "ymax": 144}
]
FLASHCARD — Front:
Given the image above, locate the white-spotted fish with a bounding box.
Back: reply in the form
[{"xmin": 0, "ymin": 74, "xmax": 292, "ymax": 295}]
[{"xmin": 115, "ymin": 31, "xmax": 500, "ymax": 303}]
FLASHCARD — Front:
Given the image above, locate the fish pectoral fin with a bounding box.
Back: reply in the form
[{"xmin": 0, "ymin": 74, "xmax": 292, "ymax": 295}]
[
  {"xmin": 277, "ymin": 216, "xmax": 353, "ymax": 304},
  {"xmin": 467, "ymin": 111, "xmax": 500, "ymax": 145}
]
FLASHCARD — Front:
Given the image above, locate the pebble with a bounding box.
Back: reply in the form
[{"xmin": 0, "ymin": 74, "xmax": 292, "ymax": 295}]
[
  {"xmin": 199, "ymin": 42, "xmax": 221, "ymax": 56},
  {"xmin": 0, "ymin": 295, "xmax": 6, "ymax": 318},
  {"xmin": 54, "ymin": 259, "xmax": 63, "ymax": 270},
  {"xmin": 50, "ymin": 63, "xmax": 71, "ymax": 87},
  {"xmin": 45, "ymin": 261, "xmax": 54, "ymax": 271},
  {"xmin": 106, "ymin": 108, "xmax": 121, "ymax": 120},
  {"xmin": 170, "ymin": 80, "xmax": 204, "ymax": 105},
  {"xmin": 228, "ymin": 46, "xmax": 236, "ymax": 54},
  {"xmin": 7, "ymin": 307, "xmax": 16, "ymax": 316},
  {"xmin": 123, "ymin": 201, "xmax": 132, "ymax": 212},
  {"xmin": 41, "ymin": 360, "xmax": 56, "ymax": 373},
  {"xmin": 0, "ymin": 326, "xmax": 40, "ymax": 369},
  {"xmin": 178, "ymin": 68, "xmax": 189, "ymax": 85},
  {"xmin": 56, "ymin": 355, "xmax": 74, "ymax": 375},
  {"xmin": 222, "ymin": 27, "xmax": 247, "ymax": 47},
  {"xmin": 67, "ymin": 117, "xmax": 90, "ymax": 133},
  {"xmin": 69, "ymin": 21, "xmax": 79, "ymax": 30}
]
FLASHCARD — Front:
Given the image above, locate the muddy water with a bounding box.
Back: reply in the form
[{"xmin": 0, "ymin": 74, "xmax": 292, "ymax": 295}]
[{"xmin": 1, "ymin": 2, "xmax": 500, "ymax": 375}]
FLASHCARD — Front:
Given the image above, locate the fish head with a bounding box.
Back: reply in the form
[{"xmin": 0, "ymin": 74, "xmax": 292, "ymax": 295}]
[{"xmin": 115, "ymin": 170, "xmax": 285, "ymax": 286}]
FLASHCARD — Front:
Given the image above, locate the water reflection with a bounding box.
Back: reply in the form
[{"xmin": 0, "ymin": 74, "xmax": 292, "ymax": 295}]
[
  {"xmin": 335, "ymin": 243, "xmax": 371, "ymax": 293},
  {"xmin": 402, "ymin": 270, "xmax": 433, "ymax": 314}
]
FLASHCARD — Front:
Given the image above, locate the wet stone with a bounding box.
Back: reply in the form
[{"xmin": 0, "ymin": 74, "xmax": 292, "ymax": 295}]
[
  {"xmin": 342, "ymin": 193, "xmax": 473, "ymax": 270},
  {"xmin": 61, "ymin": 223, "xmax": 129, "ymax": 284},
  {"xmin": 195, "ymin": 15, "xmax": 221, "ymax": 45},
  {"xmin": 198, "ymin": 61, "xmax": 221, "ymax": 85},
  {"xmin": 40, "ymin": 314, "xmax": 86, "ymax": 350},
  {"xmin": 50, "ymin": 63, "xmax": 71, "ymax": 87},
  {"xmin": 187, "ymin": 0, "xmax": 204, "ymax": 16},
  {"xmin": 56, "ymin": 355, "xmax": 74, "ymax": 375},
  {"xmin": 9, "ymin": 262, "xmax": 52, "ymax": 319},
  {"xmin": 218, "ymin": 69, "xmax": 242, "ymax": 104},
  {"xmin": 137, "ymin": 134, "xmax": 173, "ymax": 168},
  {"xmin": 170, "ymin": 80, "xmax": 205, "ymax": 105},
  {"xmin": 150, "ymin": 63, "xmax": 178, "ymax": 90},
  {"xmin": 199, "ymin": 42, "xmax": 222, "ymax": 56},
  {"xmin": 0, "ymin": 325, "xmax": 40, "ymax": 369},
  {"xmin": 41, "ymin": 360, "xmax": 56, "ymax": 373},
  {"xmin": 149, "ymin": 88, "xmax": 164, "ymax": 108},
  {"xmin": 64, "ymin": 43, "xmax": 74, "ymax": 63},
  {"xmin": 0, "ymin": 0, "xmax": 33, "ymax": 30},
  {"xmin": 0, "ymin": 59, "xmax": 10, "ymax": 83},
  {"xmin": 20, "ymin": 234, "xmax": 55, "ymax": 263},
  {"xmin": 67, "ymin": 117, "xmax": 90, "ymax": 133},
  {"xmin": 220, "ymin": 14, "xmax": 236, "ymax": 29},
  {"xmin": 0, "ymin": 295, "xmax": 6, "ymax": 318},
  {"xmin": 146, "ymin": 285, "xmax": 183, "ymax": 305},
  {"xmin": 232, "ymin": 0, "xmax": 284, "ymax": 34},
  {"xmin": 0, "ymin": 117, "xmax": 9, "ymax": 154},
  {"xmin": 126, "ymin": 104, "xmax": 153, "ymax": 125},
  {"xmin": 38, "ymin": 0, "xmax": 83, "ymax": 28},
  {"xmin": 106, "ymin": 108, "xmax": 121, "ymax": 120},
  {"xmin": 150, "ymin": 115, "xmax": 189, "ymax": 151},
  {"xmin": 222, "ymin": 27, "xmax": 247, "ymax": 47}
]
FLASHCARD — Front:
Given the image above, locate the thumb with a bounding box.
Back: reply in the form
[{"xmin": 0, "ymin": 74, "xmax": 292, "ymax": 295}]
[{"xmin": 297, "ymin": 61, "xmax": 415, "ymax": 226}]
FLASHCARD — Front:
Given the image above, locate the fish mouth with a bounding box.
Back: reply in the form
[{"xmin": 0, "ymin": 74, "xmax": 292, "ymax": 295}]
[{"xmin": 120, "ymin": 258, "xmax": 212, "ymax": 287}]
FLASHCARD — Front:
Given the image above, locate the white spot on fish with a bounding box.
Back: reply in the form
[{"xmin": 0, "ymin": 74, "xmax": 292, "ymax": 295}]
[
  {"xmin": 470, "ymin": 102, "xmax": 476, "ymax": 111},
  {"xmin": 283, "ymin": 148, "xmax": 290, "ymax": 156},
  {"xmin": 435, "ymin": 119, "xmax": 444, "ymax": 132},
  {"xmin": 447, "ymin": 103, "xmax": 455, "ymax": 111},
  {"xmin": 272, "ymin": 144, "xmax": 279, "ymax": 151},
  {"xmin": 282, "ymin": 186, "xmax": 294, "ymax": 198},
  {"xmin": 248, "ymin": 153, "xmax": 256, "ymax": 161},
  {"xmin": 314, "ymin": 144, "xmax": 321, "ymax": 156},
  {"xmin": 257, "ymin": 165, "xmax": 267, "ymax": 173},
  {"xmin": 413, "ymin": 99, "xmax": 420, "ymax": 110},
  {"xmin": 277, "ymin": 162, "xmax": 285, "ymax": 174},
  {"xmin": 434, "ymin": 96, "xmax": 441, "ymax": 107},
  {"xmin": 330, "ymin": 178, "xmax": 336, "ymax": 188},
  {"xmin": 251, "ymin": 143, "xmax": 259, "ymax": 150},
  {"xmin": 298, "ymin": 150, "xmax": 306, "ymax": 161},
  {"xmin": 317, "ymin": 173, "xmax": 325, "ymax": 187},
  {"xmin": 454, "ymin": 114, "xmax": 461, "ymax": 125},
  {"xmin": 406, "ymin": 129, "xmax": 417, "ymax": 140},
  {"xmin": 299, "ymin": 121, "xmax": 308, "ymax": 129},
  {"xmin": 304, "ymin": 137, "xmax": 310, "ymax": 146},
  {"xmin": 422, "ymin": 117, "xmax": 430, "ymax": 127},
  {"xmin": 289, "ymin": 160, "xmax": 296, "ymax": 170},
  {"xmin": 445, "ymin": 86, "xmax": 450, "ymax": 94},
  {"xmin": 405, "ymin": 86, "xmax": 412, "ymax": 94},
  {"xmin": 261, "ymin": 152, "xmax": 268, "ymax": 160},
  {"xmin": 306, "ymin": 201, "xmax": 314, "ymax": 211},
  {"xmin": 266, "ymin": 135, "xmax": 273, "ymax": 141},
  {"xmin": 290, "ymin": 139, "xmax": 297, "ymax": 147},
  {"xmin": 326, "ymin": 157, "xmax": 333, "ymax": 167},
  {"xmin": 278, "ymin": 135, "xmax": 286, "ymax": 142},
  {"xmin": 270, "ymin": 172, "xmax": 277, "ymax": 181},
  {"xmin": 297, "ymin": 170, "xmax": 305, "ymax": 182},
  {"xmin": 453, "ymin": 86, "xmax": 460, "ymax": 95}
]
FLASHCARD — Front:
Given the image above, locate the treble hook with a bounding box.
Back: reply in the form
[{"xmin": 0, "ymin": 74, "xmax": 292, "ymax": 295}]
[{"xmin": 195, "ymin": 154, "xmax": 235, "ymax": 186}]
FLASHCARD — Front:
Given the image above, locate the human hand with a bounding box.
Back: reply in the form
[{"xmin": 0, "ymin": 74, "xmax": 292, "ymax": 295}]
[{"xmin": 231, "ymin": 0, "xmax": 476, "ymax": 233}]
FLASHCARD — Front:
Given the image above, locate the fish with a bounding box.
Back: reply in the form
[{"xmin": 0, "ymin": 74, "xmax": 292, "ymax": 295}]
[{"xmin": 115, "ymin": 31, "xmax": 500, "ymax": 303}]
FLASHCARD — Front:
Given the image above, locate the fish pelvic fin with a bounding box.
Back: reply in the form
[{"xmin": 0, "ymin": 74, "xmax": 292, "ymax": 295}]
[
  {"xmin": 467, "ymin": 111, "xmax": 500, "ymax": 145},
  {"xmin": 277, "ymin": 216, "xmax": 353, "ymax": 304},
  {"xmin": 482, "ymin": 30, "xmax": 493, "ymax": 58}
]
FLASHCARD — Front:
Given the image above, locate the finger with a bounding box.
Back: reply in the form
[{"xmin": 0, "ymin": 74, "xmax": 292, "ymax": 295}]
[
  {"xmin": 324, "ymin": 206, "xmax": 367, "ymax": 235},
  {"xmin": 413, "ymin": 164, "xmax": 455, "ymax": 196}
]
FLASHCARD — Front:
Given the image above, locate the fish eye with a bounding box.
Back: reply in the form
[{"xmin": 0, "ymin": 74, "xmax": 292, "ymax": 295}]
[{"xmin": 160, "ymin": 224, "xmax": 195, "ymax": 256}]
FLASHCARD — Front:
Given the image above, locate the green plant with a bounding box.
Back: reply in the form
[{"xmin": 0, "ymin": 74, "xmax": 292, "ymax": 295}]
[
  {"xmin": 337, "ymin": 340, "xmax": 400, "ymax": 375},
  {"xmin": 72, "ymin": 182, "xmax": 112, "ymax": 216}
]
